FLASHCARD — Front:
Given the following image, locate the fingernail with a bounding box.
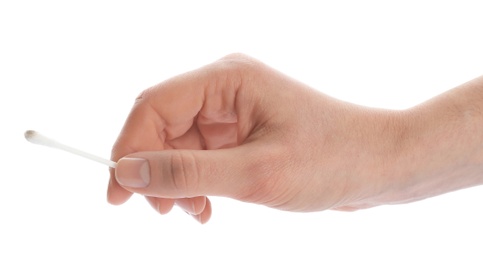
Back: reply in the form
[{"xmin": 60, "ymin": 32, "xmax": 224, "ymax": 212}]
[
  {"xmin": 176, "ymin": 199, "xmax": 197, "ymax": 215},
  {"xmin": 185, "ymin": 211, "xmax": 203, "ymax": 224},
  {"xmin": 190, "ymin": 201, "xmax": 196, "ymax": 215},
  {"xmin": 115, "ymin": 158, "xmax": 150, "ymax": 188}
]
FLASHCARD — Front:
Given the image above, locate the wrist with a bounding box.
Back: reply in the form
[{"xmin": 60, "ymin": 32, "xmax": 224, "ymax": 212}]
[{"xmin": 385, "ymin": 79, "xmax": 483, "ymax": 204}]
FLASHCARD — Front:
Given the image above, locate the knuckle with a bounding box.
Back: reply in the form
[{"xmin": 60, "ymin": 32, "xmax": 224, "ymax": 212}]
[
  {"xmin": 220, "ymin": 52, "xmax": 253, "ymax": 62},
  {"xmin": 240, "ymin": 145, "xmax": 292, "ymax": 202},
  {"xmin": 168, "ymin": 151, "xmax": 200, "ymax": 196},
  {"xmin": 216, "ymin": 53, "xmax": 258, "ymax": 73},
  {"xmin": 134, "ymin": 87, "xmax": 155, "ymax": 105},
  {"xmin": 209, "ymin": 53, "xmax": 261, "ymax": 92}
]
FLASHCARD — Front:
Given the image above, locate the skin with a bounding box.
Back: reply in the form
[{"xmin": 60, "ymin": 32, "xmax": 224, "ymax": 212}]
[{"xmin": 108, "ymin": 53, "xmax": 483, "ymax": 224}]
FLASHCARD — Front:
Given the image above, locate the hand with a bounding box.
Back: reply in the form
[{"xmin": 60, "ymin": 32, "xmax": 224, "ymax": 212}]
[{"xmin": 108, "ymin": 54, "xmax": 483, "ymax": 223}]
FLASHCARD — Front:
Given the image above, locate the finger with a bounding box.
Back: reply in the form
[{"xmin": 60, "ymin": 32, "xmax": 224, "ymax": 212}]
[
  {"xmin": 107, "ymin": 175, "xmax": 133, "ymax": 205},
  {"xmin": 114, "ymin": 143, "xmax": 275, "ymax": 200},
  {"xmin": 145, "ymin": 196, "xmax": 175, "ymax": 215},
  {"xmin": 108, "ymin": 100, "xmax": 165, "ymax": 205},
  {"xmin": 175, "ymin": 196, "xmax": 207, "ymax": 215},
  {"xmin": 188, "ymin": 198, "xmax": 212, "ymax": 224},
  {"xmin": 145, "ymin": 196, "xmax": 210, "ymax": 223}
]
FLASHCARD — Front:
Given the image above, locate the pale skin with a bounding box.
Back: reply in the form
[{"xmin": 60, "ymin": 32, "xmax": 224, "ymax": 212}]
[{"xmin": 108, "ymin": 53, "xmax": 483, "ymax": 224}]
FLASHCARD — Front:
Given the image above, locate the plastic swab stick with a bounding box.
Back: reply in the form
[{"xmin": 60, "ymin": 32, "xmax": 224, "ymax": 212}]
[{"xmin": 24, "ymin": 130, "xmax": 117, "ymax": 168}]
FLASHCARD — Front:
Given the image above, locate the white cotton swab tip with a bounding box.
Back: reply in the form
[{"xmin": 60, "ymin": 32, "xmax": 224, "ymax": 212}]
[
  {"xmin": 25, "ymin": 130, "xmax": 58, "ymax": 146},
  {"xmin": 24, "ymin": 130, "xmax": 117, "ymax": 168}
]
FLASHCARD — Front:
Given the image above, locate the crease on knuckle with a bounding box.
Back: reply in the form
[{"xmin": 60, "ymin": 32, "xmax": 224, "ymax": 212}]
[{"xmin": 169, "ymin": 151, "xmax": 200, "ymax": 196}]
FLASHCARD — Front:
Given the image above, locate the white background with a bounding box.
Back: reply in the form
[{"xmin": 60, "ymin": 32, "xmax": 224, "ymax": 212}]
[{"xmin": 1, "ymin": 1, "xmax": 483, "ymax": 259}]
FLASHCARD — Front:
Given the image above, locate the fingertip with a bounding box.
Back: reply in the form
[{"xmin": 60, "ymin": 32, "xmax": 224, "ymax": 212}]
[
  {"xmin": 200, "ymin": 199, "xmax": 212, "ymax": 224},
  {"xmin": 145, "ymin": 196, "xmax": 175, "ymax": 215},
  {"xmin": 175, "ymin": 196, "xmax": 207, "ymax": 215},
  {"xmin": 193, "ymin": 196, "xmax": 207, "ymax": 215},
  {"xmin": 193, "ymin": 198, "xmax": 212, "ymax": 224},
  {"xmin": 107, "ymin": 177, "xmax": 133, "ymax": 205}
]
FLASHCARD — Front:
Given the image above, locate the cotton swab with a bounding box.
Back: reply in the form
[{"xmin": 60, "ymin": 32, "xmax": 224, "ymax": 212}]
[{"xmin": 24, "ymin": 130, "xmax": 117, "ymax": 168}]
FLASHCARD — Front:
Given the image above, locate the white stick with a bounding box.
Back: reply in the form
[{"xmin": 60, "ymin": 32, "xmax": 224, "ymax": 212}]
[{"xmin": 24, "ymin": 130, "xmax": 117, "ymax": 168}]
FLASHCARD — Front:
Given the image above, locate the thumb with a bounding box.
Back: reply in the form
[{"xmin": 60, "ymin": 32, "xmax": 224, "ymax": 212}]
[{"xmin": 114, "ymin": 146, "xmax": 263, "ymax": 199}]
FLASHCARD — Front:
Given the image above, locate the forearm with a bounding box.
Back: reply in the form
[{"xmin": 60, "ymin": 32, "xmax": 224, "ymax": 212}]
[{"xmin": 390, "ymin": 75, "xmax": 483, "ymax": 203}]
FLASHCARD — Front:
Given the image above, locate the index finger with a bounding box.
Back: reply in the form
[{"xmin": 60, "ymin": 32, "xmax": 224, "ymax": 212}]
[
  {"xmin": 108, "ymin": 69, "xmax": 206, "ymax": 204},
  {"xmin": 108, "ymin": 55, "xmax": 256, "ymax": 204}
]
